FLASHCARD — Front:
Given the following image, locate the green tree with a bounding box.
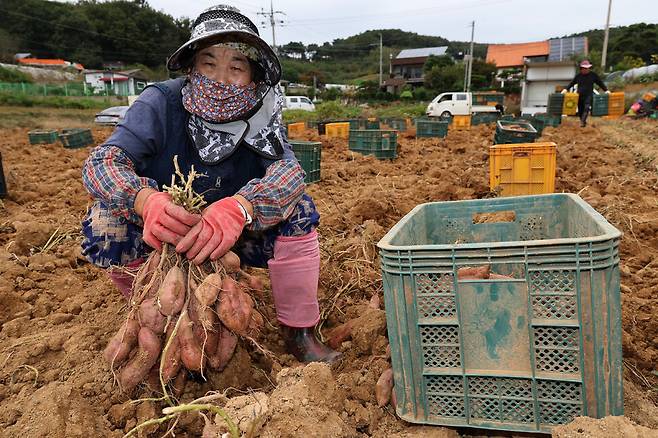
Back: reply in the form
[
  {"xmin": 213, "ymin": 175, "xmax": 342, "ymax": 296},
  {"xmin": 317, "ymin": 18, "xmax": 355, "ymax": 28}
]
[
  {"xmin": 423, "ymin": 55, "xmax": 453, "ymax": 72},
  {"xmin": 615, "ymin": 55, "xmax": 645, "ymax": 71}
]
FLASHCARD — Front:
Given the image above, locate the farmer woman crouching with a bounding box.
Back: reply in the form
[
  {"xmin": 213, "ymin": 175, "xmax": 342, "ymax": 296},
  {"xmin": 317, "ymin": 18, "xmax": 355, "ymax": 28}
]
[{"xmin": 80, "ymin": 4, "xmax": 340, "ymax": 364}]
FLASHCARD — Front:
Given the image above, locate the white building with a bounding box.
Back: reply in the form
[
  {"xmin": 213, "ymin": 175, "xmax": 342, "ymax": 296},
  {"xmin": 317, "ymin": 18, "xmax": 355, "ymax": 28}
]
[
  {"xmin": 83, "ymin": 69, "xmax": 148, "ymax": 96},
  {"xmin": 520, "ymin": 61, "xmax": 577, "ymax": 115}
]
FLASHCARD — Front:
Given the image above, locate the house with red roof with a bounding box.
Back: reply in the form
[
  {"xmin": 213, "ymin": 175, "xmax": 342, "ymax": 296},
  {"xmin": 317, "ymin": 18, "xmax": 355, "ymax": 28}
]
[{"xmin": 17, "ymin": 58, "xmax": 84, "ymax": 71}]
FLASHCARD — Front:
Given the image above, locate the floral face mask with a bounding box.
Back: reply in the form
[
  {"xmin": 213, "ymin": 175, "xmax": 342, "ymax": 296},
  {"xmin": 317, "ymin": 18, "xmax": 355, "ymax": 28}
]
[{"xmin": 182, "ymin": 71, "xmax": 258, "ymax": 122}]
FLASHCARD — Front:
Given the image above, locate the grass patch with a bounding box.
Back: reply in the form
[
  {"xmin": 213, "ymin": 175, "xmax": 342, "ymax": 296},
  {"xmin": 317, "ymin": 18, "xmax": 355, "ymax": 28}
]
[
  {"xmin": 0, "ymin": 66, "xmax": 33, "ymax": 83},
  {"xmin": 0, "ymin": 106, "xmax": 101, "ymax": 129},
  {"xmin": 282, "ymin": 101, "xmax": 428, "ymax": 124},
  {"xmin": 0, "ymin": 93, "xmax": 124, "ymax": 109}
]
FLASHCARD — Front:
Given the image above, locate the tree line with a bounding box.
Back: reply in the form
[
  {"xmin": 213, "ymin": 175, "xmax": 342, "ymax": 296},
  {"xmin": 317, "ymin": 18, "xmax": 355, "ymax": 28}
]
[{"xmin": 0, "ymin": 0, "xmax": 191, "ymax": 69}]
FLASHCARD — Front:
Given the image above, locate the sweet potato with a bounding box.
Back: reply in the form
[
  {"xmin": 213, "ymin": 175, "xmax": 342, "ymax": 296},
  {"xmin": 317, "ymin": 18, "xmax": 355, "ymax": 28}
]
[
  {"xmin": 118, "ymin": 327, "xmax": 161, "ymax": 392},
  {"xmin": 391, "ymin": 385, "xmax": 397, "ymax": 409},
  {"xmin": 489, "ymin": 273, "xmax": 514, "ymax": 280},
  {"xmin": 189, "ymin": 292, "xmax": 218, "ymax": 335},
  {"xmin": 133, "ymin": 252, "xmax": 160, "ymax": 292},
  {"xmin": 219, "ymin": 251, "xmax": 241, "ymax": 273},
  {"xmin": 138, "ymin": 298, "xmax": 166, "ymax": 333},
  {"xmin": 247, "ymin": 311, "xmax": 264, "ymax": 337},
  {"xmin": 161, "ymin": 330, "xmax": 182, "ymax": 382},
  {"xmin": 215, "ymin": 324, "xmax": 238, "ymax": 371},
  {"xmin": 178, "ymin": 313, "xmax": 204, "ymax": 372},
  {"xmin": 369, "ymin": 293, "xmax": 381, "ymax": 310},
  {"xmin": 217, "ymin": 277, "xmax": 253, "ymax": 334},
  {"xmin": 103, "ymin": 318, "xmax": 140, "ymax": 367},
  {"xmin": 157, "ymin": 266, "xmax": 186, "ymax": 315},
  {"xmin": 457, "ymin": 265, "xmax": 491, "ymax": 280},
  {"xmin": 239, "ymin": 270, "xmax": 265, "ymax": 295},
  {"xmin": 194, "ymin": 273, "xmax": 222, "ymax": 307},
  {"xmin": 327, "ymin": 321, "xmax": 353, "ymax": 350},
  {"xmin": 376, "ymin": 368, "xmax": 394, "ymax": 407}
]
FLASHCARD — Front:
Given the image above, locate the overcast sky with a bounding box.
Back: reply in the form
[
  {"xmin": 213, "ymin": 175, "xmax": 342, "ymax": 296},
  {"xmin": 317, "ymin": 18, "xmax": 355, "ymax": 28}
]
[
  {"xmin": 136, "ymin": 0, "xmax": 658, "ymax": 46},
  {"xmin": 50, "ymin": 0, "xmax": 657, "ymax": 45}
]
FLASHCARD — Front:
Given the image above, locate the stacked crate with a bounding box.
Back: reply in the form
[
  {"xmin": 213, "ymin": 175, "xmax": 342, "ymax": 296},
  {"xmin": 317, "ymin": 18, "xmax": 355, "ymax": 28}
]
[
  {"xmin": 348, "ymin": 129, "xmax": 397, "ymax": 159},
  {"xmin": 494, "ymin": 120, "xmax": 538, "ymax": 145}
]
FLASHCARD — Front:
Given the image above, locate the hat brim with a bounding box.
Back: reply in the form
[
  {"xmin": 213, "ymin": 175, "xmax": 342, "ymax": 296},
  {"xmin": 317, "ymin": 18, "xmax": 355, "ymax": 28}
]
[{"xmin": 167, "ymin": 30, "xmax": 281, "ymax": 86}]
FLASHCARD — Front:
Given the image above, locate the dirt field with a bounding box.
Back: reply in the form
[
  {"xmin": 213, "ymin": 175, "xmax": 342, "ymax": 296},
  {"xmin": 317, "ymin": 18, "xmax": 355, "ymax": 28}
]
[{"xmin": 0, "ymin": 114, "xmax": 657, "ymax": 437}]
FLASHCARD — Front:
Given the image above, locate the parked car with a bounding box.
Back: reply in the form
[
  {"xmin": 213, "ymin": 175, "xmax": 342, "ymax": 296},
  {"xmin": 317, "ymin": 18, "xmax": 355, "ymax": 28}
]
[
  {"xmin": 426, "ymin": 92, "xmax": 503, "ymax": 118},
  {"xmin": 94, "ymin": 106, "xmax": 129, "ymax": 126},
  {"xmin": 283, "ymin": 95, "xmax": 315, "ymax": 111}
]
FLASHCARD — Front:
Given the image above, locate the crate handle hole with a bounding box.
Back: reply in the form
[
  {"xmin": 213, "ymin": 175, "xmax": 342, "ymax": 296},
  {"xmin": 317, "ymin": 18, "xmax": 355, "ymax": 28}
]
[
  {"xmin": 513, "ymin": 151, "xmax": 530, "ymax": 158},
  {"xmin": 472, "ymin": 210, "xmax": 516, "ymax": 224}
]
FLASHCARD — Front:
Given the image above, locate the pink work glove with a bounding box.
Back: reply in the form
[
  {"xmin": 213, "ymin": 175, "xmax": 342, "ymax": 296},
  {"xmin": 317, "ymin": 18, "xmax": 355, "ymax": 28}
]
[
  {"xmin": 141, "ymin": 192, "xmax": 201, "ymax": 251},
  {"xmin": 176, "ymin": 197, "xmax": 247, "ymax": 265}
]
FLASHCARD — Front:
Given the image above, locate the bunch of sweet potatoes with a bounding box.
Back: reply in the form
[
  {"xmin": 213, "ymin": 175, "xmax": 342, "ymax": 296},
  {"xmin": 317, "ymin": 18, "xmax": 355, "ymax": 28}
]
[{"xmin": 103, "ymin": 248, "xmax": 264, "ymax": 393}]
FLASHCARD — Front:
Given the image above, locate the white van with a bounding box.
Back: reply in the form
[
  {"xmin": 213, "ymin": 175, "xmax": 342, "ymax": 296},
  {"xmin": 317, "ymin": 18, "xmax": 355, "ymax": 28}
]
[{"xmin": 283, "ymin": 95, "xmax": 316, "ymax": 111}]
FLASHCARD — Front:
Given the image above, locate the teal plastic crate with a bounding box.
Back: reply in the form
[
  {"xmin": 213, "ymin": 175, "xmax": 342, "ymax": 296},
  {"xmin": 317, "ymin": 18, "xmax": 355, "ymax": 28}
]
[
  {"xmin": 289, "ymin": 140, "xmax": 321, "ymax": 184},
  {"xmin": 387, "ymin": 118, "xmax": 408, "ymax": 131},
  {"xmin": 547, "ymin": 94, "xmax": 565, "ymax": 116},
  {"xmin": 377, "ymin": 194, "xmax": 623, "ymax": 434},
  {"xmin": 592, "ymin": 94, "xmax": 609, "ymax": 117},
  {"xmin": 534, "ymin": 113, "xmax": 561, "ymax": 127},
  {"xmin": 416, "ymin": 119, "xmax": 448, "ymax": 138},
  {"xmin": 495, "ymin": 120, "xmax": 538, "ymax": 145},
  {"xmin": 28, "ymin": 129, "xmax": 59, "ymax": 144},
  {"xmin": 472, "ymin": 113, "xmax": 500, "ymax": 126},
  {"xmin": 520, "ymin": 115, "xmax": 545, "ymax": 136},
  {"xmin": 348, "ymin": 129, "xmax": 397, "ymax": 159},
  {"xmin": 59, "ymin": 128, "xmax": 94, "ymax": 149}
]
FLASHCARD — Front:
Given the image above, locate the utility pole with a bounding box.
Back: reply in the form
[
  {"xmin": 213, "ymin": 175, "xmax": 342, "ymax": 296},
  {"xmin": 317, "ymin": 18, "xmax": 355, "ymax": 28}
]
[
  {"xmin": 379, "ymin": 33, "xmax": 383, "ymax": 87},
  {"xmin": 257, "ymin": 0, "xmax": 285, "ymax": 54},
  {"xmin": 601, "ymin": 0, "xmax": 613, "ymax": 70},
  {"xmin": 466, "ymin": 21, "xmax": 475, "ymax": 92}
]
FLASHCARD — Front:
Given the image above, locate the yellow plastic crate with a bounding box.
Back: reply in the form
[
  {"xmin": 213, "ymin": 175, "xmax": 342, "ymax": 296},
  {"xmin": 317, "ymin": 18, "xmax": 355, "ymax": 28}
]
[
  {"xmin": 325, "ymin": 122, "xmax": 350, "ymax": 139},
  {"xmin": 287, "ymin": 122, "xmax": 305, "ymax": 138},
  {"xmin": 450, "ymin": 115, "xmax": 471, "ymax": 130},
  {"xmin": 608, "ymin": 92, "xmax": 625, "ymax": 116},
  {"xmin": 562, "ymin": 92, "xmax": 579, "ymax": 116},
  {"xmin": 489, "ymin": 142, "xmax": 557, "ymax": 196}
]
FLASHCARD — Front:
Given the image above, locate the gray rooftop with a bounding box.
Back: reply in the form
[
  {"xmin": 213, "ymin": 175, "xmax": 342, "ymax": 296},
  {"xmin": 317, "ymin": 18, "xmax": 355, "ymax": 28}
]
[{"xmin": 396, "ymin": 46, "xmax": 448, "ymax": 59}]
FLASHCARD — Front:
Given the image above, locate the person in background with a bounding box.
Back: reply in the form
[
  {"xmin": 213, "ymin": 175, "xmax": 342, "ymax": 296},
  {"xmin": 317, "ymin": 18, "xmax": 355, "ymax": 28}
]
[
  {"xmin": 562, "ymin": 59, "xmax": 610, "ymax": 127},
  {"xmin": 80, "ymin": 4, "xmax": 340, "ymax": 364}
]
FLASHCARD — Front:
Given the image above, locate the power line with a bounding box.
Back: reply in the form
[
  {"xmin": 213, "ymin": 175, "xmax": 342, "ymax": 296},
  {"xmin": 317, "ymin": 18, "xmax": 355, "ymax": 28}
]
[{"xmin": 256, "ymin": 1, "xmax": 285, "ymax": 52}]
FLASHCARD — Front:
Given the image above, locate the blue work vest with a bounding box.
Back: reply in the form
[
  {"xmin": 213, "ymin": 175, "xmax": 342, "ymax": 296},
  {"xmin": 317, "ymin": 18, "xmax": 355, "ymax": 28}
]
[{"xmin": 124, "ymin": 78, "xmax": 270, "ymax": 204}]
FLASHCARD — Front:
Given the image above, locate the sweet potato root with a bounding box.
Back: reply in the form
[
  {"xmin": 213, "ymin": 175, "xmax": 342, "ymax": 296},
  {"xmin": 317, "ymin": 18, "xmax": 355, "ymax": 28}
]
[
  {"xmin": 376, "ymin": 368, "xmax": 394, "ymax": 407},
  {"xmin": 157, "ymin": 266, "xmax": 186, "ymax": 315},
  {"xmin": 489, "ymin": 273, "xmax": 514, "ymax": 280},
  {"xmin": 327, "ymin": 321, "xmax": 353, "ymax": 350},
  {"xmin": 178, "ymin": 313, "xmax": 204, "ymax": 372},
  {"xmin": 103, "ymin": 318, "xmax": 140, "ymax": 367},
  {"xmin": 138, "ymin": 298, "xmax": 166, "ymax": 333},
  {"xmin": 161, "ymin": 329, "xmax": 182, "ymax": 382},
  {"xmin": 194, "ymin": 273, "xmax": 222, "ymax": 307},
  {"xmin": 219, "ymin": 251, "xmax": 241, "ymax": 273},
  {"xmin": 217, "ymin": 277, "xmax": 253, "ymax": 334},
  {"xmin": 457, "ymin": 265, "xmax": 491, "ymax": 280},
  {"xmin": 215, "ymin": 324, "xmax": 238, "ymax": 371},
  {"xmin": 118, "ymin": 327, "xmax": 162, "ymax": 392}
]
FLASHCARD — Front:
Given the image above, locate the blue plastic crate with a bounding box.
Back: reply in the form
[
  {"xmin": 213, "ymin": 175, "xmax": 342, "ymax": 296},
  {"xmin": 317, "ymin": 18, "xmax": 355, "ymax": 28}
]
[{"xmin": 377, "ymin": 194, "xmax": 623, "ymax": 434}]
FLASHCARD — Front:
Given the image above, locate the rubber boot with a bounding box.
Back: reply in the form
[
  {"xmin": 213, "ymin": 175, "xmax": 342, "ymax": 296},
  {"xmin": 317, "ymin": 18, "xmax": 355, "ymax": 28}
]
[
  {"xmin": 268, "ymin": 230, "xmax": 341, "ymax": 364},
  {"xmin": 280, "ymin": 324, "xmax": 342, "ymax": 364}
]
